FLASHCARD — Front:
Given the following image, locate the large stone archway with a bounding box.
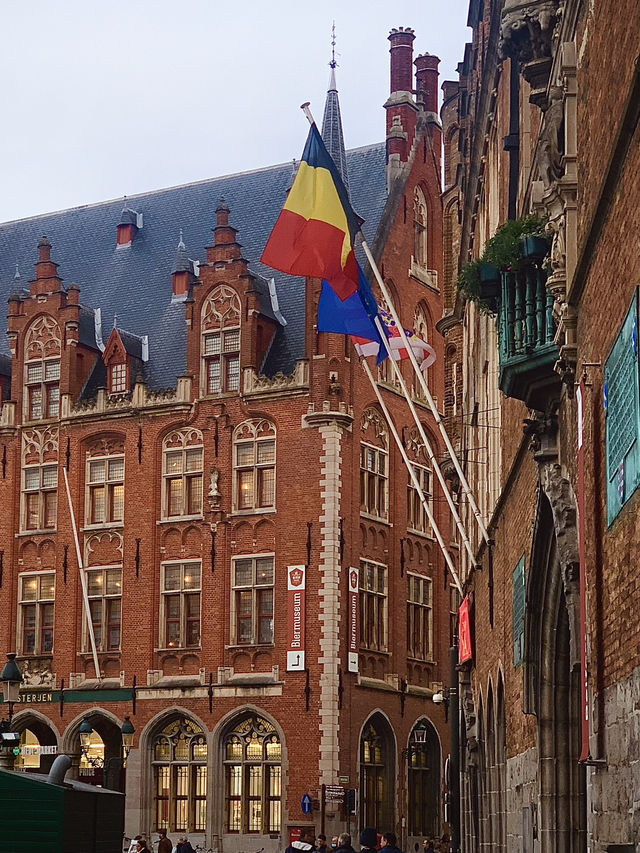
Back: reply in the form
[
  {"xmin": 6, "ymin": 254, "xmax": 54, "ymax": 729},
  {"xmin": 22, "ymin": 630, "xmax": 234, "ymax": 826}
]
[{"xmin": 526, "ymin": 470, "xmax": 586, "ymax": 853}]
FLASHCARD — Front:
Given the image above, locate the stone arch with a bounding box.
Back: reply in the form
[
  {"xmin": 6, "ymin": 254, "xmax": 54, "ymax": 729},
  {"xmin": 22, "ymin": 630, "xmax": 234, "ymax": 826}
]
[
  {"xmin": 495, "ymin": 671, "xmax": 507, "ymax": 849},
  {"xmin": 211, "ymin": 706, "xmax": 288, "ymax": 841},
  {"xmin": 11, "ymin": 709, "xmax": 60, "ymax": 774},
  {"xmin": 406, "ymin": 716, "xmax": 442, "ymax": 840},
  {"xmin": 358, "ymin": 710, "xmax": 397, "ymax": 831},
  {"xmin": 526, "ymin": 484, "xmax": 586, "ymax": 853},
  {"xmin": 63, "ymin": 707, "xmax": 128, "ymax": 791}
]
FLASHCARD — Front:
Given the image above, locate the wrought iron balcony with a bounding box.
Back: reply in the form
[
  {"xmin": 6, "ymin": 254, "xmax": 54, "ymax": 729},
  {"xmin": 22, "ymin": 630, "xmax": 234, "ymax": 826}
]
[{"xmin": 497, "ymin": 260, "xmax": 560, "ymax": 410}]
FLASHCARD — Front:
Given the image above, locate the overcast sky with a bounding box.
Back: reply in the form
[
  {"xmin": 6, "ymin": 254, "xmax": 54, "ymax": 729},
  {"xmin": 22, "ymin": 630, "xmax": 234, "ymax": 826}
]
[{"xmin": 0, "ymin": 1, "xmax": 470, "ymax": 224}]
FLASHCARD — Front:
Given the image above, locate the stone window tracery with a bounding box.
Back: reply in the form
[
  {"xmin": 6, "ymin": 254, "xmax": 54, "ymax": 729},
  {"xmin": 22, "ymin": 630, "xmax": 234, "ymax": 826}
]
[
  {"xmin": 201, "ymin": 286, "xmax": 241, "ymax": 395},
  {"xmin": 232, "ymin": 420, "xmax": 276, "ymax": 512},
  {"xmin": 152, "ymin": 716, "xmax": 207, "ymax": 833},
  {"xmin": 223, "ymin": 714, "xmax": 282, "ymax": 834},
  {"xmin": 21, "ymin": 427, "xmax": 58, "ymax": 532},
  {"xmin": 162, "ymin": 429, "xmax": 204, "ymax": 519},
  {"xmin": 360, "ymin": 408, "xmax": 389, "ymax": 520},
  {"xmin": 24, "ymin": 316, "xmax": 62, "ymax": 421}
]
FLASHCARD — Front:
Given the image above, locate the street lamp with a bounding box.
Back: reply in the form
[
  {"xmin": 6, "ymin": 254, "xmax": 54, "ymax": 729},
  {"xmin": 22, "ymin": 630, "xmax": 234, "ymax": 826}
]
[
  {"xmin": 79, "ymin": 716, "xmax": 136, "ymax": 769},
  {"xmin": 1, "ymin": 653, "xmax": 23, "ymax": 727}
]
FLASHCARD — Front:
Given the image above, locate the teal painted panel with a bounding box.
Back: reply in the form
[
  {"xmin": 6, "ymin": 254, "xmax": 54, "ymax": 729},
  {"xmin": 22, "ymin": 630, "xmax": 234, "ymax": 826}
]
[
  {"xmin": 606, "ymin": 289, "xmax": 640, "ymax": 525},
  {"xmin": 62, "ymin": 688, "xmax": 134, "ymax": 702},
  {"xmin": 513, "ymin": 556, "xmax": 526, "ymax": 667}
]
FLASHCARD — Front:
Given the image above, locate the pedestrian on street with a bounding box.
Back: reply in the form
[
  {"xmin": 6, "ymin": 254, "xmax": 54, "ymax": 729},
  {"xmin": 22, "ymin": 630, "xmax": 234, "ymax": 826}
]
[
  {"xmin": 381, "ymin": 832, "xmax": 403, "ymax": 853},
  {"xmin": 157, "ymin": 829, "xmax": 173, "ymax": 853},
  {"xmin": 284, "ymin": 827, "xmax": 316, "ymax": 853},
  {"xmin": 422, "ymin": 840, "xmax": 435, "ymax": 853},
  {"xmin": 336, "ymin": 833, "xmax": 356, "ymax": 853},
  {"xmin": 176, "ymin": 835, "xmax": 195, "ymax": 853},
  {"xmin": 317, "ymin": 833, "xmax": 329, "ymax": 853},
  {"xmin": 331, "ymin": 837, "xmax": 339, "ymax": 849},
  {"xmin": 360, "ymin": 827, "xmax": 379, "ymax": 853}
]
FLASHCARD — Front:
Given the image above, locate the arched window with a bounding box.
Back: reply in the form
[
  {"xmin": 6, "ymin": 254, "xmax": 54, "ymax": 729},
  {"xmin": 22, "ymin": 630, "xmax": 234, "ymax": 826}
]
[
  {"xmin": 413, "ymin": 303, "xmax": 432, "ymax": 397},
  {"xmin": 23, "ymin": 315, "xmax": 62, "ymax": 421},
  {"xmin": 406, "ymin": 424, "xmax": 433, "ymax": 536},
  {"xmin": 360, "ymin": 714, "xmax": 394, "ymax": 830},
  {"xmin": 152, "ymin": 716, "xmax": 208, "ymax": 834},
  {"xmin": 223, "ymin": 714, "xmax": 282, "ymax": 834},
  {"xmin": 201, "ymin": 285, "xmax": 241, "ymax": 395},
  {"xmin": 162, "ymin": 429, "xmax": 204, "ymax": 519},
  {"xmin": 360, "ymin": 408, "xmax": 389, "ymax": 520},
  {"xmin": 233, "ymin": 420, "xmax": 276, "ymax": 512},
  {"xmin": 413, "ymin": 187, "xmax": 428, "ymax": 268},
  {"xmin": 407, "ymin": 719, "xmax": 441, "ymax": 838}
]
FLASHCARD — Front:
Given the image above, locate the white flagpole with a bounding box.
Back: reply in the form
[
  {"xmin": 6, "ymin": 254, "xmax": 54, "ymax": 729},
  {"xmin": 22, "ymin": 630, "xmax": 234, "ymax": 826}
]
[
  {"xmin": 371, "ymin": 314, "xmax": 478, "ymax": 567},
  {"xmin": 360, "ymin": 239, "xmax": 491, "ymax": 545},
  {"xmin": 298, "ymin": 102, "xmax": 488, "ymax": 547},
  {"xmin": 361, "ymin": 359, "xmax": 463, "ymax": 594},
  {"xmin": 63, "ymin": 468, "xmax": 101, "ymax": 682}
]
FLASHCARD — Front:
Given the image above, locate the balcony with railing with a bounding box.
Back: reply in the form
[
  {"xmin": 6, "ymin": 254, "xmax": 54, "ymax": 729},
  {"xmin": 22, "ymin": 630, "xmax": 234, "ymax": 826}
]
[{"xmin": 497, "ymin": 254, "xmax": 560, "ymax": 410}]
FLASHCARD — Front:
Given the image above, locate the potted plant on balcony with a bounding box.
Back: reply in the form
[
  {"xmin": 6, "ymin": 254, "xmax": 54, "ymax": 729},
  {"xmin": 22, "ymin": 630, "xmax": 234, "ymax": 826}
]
[
  {"xmin": 483, "ymin": 215, "xmax": 548, "ymax": 271},
  {"xmin": 458, "ymin": 258, "xmax": 496, "ymax": 314}
]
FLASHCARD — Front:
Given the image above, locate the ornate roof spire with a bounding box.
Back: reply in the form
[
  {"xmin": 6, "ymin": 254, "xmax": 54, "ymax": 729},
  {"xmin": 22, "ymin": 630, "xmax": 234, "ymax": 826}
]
[{"xmin": 321, "ymin": 21, "xmax": 349, "ymax": 191}]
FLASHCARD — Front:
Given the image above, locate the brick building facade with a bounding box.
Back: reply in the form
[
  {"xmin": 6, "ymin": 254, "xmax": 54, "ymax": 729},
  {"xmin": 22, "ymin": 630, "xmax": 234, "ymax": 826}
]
[
  {"xmin": 440, "ymin": 0, "xmax": 640, "ymax": 851},
  {"xmin": 0, "ymin": 29, "xmax": 457, "ymax": 851}
]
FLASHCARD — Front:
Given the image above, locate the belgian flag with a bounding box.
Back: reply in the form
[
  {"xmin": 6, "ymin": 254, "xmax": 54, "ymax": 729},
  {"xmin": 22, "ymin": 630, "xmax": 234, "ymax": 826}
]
[{"xmin": 261, "ymin": 122, "xmax": 364, "ymax": 300}]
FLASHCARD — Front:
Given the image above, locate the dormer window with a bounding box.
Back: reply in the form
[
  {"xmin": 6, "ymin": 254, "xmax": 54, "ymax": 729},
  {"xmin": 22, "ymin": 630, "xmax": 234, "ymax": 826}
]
[
  {"xmin": 201, "ymin": 286, "xmax": 242, "ymax": 395},
  {"xmin": 110, "ymin": 363, "xmax": 128, "ymax": 394}
]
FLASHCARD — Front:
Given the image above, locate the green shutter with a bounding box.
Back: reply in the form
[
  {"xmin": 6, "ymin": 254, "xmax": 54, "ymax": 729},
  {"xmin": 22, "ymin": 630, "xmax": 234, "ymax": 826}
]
[
  {"xmin": 605, "ymin": 289, "xmax": 640, "ymax": 525},
  {"xmin": 513, "ymin": 556, "xmax": 526, "ymax": 667}
]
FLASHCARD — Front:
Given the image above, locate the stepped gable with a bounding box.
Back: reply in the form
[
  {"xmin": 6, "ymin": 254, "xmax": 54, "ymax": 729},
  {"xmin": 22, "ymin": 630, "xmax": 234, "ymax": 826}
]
[{"xmin": 0, "ymin": 143, "xmax": 387, "ymax": 388}]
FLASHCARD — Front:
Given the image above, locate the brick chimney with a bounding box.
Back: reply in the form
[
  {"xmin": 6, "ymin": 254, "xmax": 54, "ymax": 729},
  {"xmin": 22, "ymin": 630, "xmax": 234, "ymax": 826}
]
[
  {"xmin": 415, "ymin": 53, "xmax": 440, "ymax": 115},
  {"xmin": 205, "ymin": 199, "xmax": 245, "ymax": 265},
  {"xmin": 385, "ymin": 28, "xmax": 418, "ymax": 174},
  {"xmin": 29, "ymin": 236, "xmax": 64, "ymax": 296}
]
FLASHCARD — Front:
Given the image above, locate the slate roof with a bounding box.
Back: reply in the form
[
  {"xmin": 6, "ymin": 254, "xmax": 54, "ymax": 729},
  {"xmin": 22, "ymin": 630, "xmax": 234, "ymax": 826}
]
[{"xmin": 0, "ymin": 142, "xmax": 388, "ymax": 389}]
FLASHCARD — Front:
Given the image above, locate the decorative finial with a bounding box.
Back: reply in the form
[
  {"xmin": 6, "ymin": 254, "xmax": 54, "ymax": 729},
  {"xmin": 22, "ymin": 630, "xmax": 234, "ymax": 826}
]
[
  {"xmin": 178, "ymin": 228, "xmax": 185, "ymax": 249},
  {"xmin": 14, "ymin": 262, "xmax": 20, "ymax": 280},
  {"xmin": 113, "ymin": 313, "xmax": 118, "ymax": 329},
  {"xmin": 330, "ymin": 21, "xmax": 337, "ymax": 69}
]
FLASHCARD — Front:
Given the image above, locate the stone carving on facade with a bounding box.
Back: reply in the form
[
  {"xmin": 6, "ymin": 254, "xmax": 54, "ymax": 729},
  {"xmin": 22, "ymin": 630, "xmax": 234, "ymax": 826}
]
[
  {"xmin": 243, "ymin": 359, "xmax": 309, "ymax": 395},
  {"xmin": 86, "ymin": 435, "xmax": 125, "ymax": 458},
  {"xmin": 24, "ymin": 314, "xmax": 62, "ymax": 360},
  {"xmin": 538, "ymin": 87, "xmax": 564, "ymax": 190},
  {"xmin": 19, "ymin": 657, "xmax": 55, "ymax": 689},
  {"xmin": 361, "ymin": 407, "xmax": 389, "ymax": 447},
  {"xmin": 499, "ymin": 0, "xmax": 563, "ymax": 107},
  {"xmin": 22, "ymin": 425, "xmax": 58, "ymax": 465},
  {"xmin": 201, "ymin": 285, "xmax": 241, "ymax": 332},
  {"xmin": 208, "ymin": 467, "xmax": 221, "ymax": 505}
]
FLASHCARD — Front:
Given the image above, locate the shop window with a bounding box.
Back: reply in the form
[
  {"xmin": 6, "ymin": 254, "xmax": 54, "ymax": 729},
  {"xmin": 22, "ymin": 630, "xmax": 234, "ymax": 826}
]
[
  {"xmin": 223, "ymin": 714, "xmax": 282, "ymax": 834},
  {"xmin": 153, "ymin": 717, "xmax": 208, "ymax": 834}
]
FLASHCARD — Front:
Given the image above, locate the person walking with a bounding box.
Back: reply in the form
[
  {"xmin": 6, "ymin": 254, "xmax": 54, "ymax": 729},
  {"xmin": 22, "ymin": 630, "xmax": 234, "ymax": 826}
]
[
  {"xmin": 381, "ymin": 832, "xmax": 403, "ymax": 853},
  {"xmin": 284, "ymin": 827, "xmax": 316, "ymax": 853},
  {"xmin": 157, "ymin": 829, "xmax": 173, "ymax": 853},
  {"xmin": 316, "ymin": 834, "xmax": 329, "ymax": 853},
  {"xmin": 335, "ymin": 832, "xmax": 357, "ymax": 853},
  {"xmin": 359, "ymin": 827, "xmax": 379, "ymax": 853},
  {"xmin": 422, "ymin": 840, "xmax": 435, "ymax": 853},
  {"xmin": 176, "ymin": 835, "xmax": 195, "ymax": 853}
]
